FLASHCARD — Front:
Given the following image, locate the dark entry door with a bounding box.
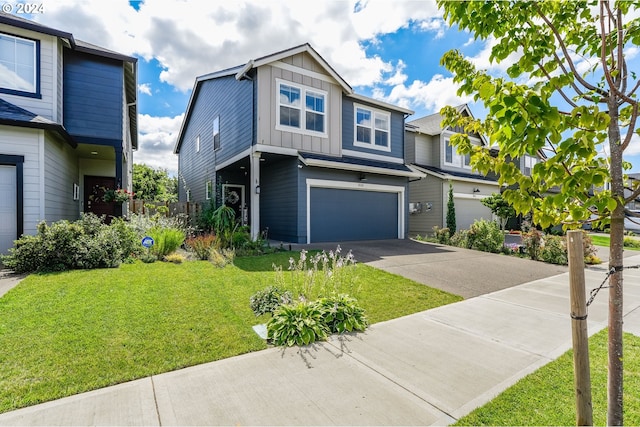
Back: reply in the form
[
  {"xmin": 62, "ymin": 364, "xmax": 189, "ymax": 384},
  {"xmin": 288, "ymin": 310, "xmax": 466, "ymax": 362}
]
[
  {"xmin": 223, "ymin": 184, "xmax": 246, "ymax": 225},
  {"xmin": 84, "ymin": 176, "xmax": 117, "ymax": 221}
]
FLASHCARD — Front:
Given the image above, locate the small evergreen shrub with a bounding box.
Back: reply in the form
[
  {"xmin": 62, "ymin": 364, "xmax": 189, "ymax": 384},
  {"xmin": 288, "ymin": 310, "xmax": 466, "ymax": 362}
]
[
  {"xmin": 267, "ymin": 301, "xmax": 329, "ymax": 346},
  {"xmin": 317, "ymin": 294, "xmax": 368, "ymax": 334},
  {"xmin": 467, "ymin": 219, "xmax": 504, "ymax": 253},
  {"xmin": 541, "ymin": 235, "xmax": 568, "ymax": 265},
  {"xmin": 185, "ymin": 233, "xmax": 217, "ymax": 260},
  {"xmin": 139, "ymin": 251, "xmax": 157, "ymax": 263},
  {"xmin": 249, "ymin": 286, "xmax": 293, "ymax": 317}
]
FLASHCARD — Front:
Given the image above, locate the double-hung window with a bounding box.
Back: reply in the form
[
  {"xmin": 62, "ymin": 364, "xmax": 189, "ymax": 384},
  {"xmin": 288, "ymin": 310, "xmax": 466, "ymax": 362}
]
[
  {"xmin": 213, "ymin": 116, "xmax": 220, "ymax": 150},
  {"xmin": 0, "ymin": 33, "xmax": 39, "ymax": 96},
  {"xmin": 354, "ymin": 105, "xmax": 390, "ymax": 151},
  {"xmin": 276, "ymin": 79, "xmax": 327, "ymax": 136},
  {"xmin": 523, "ymin": 155, "xmax": 537, "ymax": 176},
  {"xmin": 444, "ymin": 138, "xmax": 471, "ymax": 169}
]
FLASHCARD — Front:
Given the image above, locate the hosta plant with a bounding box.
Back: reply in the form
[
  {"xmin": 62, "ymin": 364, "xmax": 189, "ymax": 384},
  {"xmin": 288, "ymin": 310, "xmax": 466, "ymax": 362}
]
[{"xmin": 266, "ymin": 301, "xmax": 328, "ymax": 347}]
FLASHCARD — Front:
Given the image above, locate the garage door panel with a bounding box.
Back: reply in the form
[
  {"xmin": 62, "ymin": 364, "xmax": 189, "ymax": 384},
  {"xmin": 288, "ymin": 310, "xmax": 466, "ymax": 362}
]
[
  {"xmin": 455, "ymin": 198, "xmax": 493, "ymax": 231},
  {"xmin": 310, "ymin": 188, "xmax": 398, "ymax": 242}
]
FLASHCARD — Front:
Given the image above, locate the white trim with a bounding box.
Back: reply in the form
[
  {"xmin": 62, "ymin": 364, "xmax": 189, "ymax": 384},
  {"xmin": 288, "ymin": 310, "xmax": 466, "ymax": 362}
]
[
  {"xmin": 305, "ymin": 178, "xmax": 405, "ymax": 244},
  {"xmin": 411, "ymin": 164, "xmax": 500, "ymax": 186},
  {"xmin": 38, "ymin": 130, "xmax": 45, "ymax": 220},
  {"xmin": 353, "ymin": 103, "xmax": 391, "ymax": 152},
  {"xmin": 453, "ymin": 193, "xmax": 490, "ymax": 200},
  {"xmin": 215, "ymin": 147, "xmax": 252, "ymax": 171},
  {"xmin": 205, "ymin": 180, "xmax": 212, "ymax": 200},
  {"xmin": 271, "ymin": 61, "xmax": 336, "ymax": 85},
  {"xmin": 300, "ymin": 155, "xmax": 424, "ymax": 178},
  {"xmin": 275, "ymin": 78, "xmax": 328, "ymax": 138},
  {"xmin": 254, "ymin": 144, "xmax": 298, "ymax": 157},
  {"xmin": 348, "ymin": 93, "xmax": 414, "ymax": 115},
  {"xmin": 341, "ymin": 149, "xmax": 403, "ymax": 164}
]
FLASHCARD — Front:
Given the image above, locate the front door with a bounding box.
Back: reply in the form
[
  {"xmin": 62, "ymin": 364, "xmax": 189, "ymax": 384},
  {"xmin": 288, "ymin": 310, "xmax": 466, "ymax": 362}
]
[
  {"xmin": 0, "ymin": 165, "xmax": 17, "ymax": 254},
  {"xmin": 84, "ymin": 176, "xmax": 117, "ymax": 222},
  {"xmin": 222, "ymin": 184, "xmax": 246, "ymax": 226}
]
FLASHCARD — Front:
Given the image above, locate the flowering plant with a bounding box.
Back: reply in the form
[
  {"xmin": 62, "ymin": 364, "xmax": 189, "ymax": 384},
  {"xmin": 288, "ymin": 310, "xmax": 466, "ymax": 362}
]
[{"xmin": 103, "ymin": 188, "xmax": 134, "ymax": 203}]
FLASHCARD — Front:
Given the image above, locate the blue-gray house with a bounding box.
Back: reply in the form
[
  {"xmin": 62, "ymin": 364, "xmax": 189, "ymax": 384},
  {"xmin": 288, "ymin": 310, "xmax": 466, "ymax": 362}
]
[
  {"xmin": 0, "ymin": 13, "xmax": 137, "ymax": 254},
  {"xmin": 174, "ymin": 44, "xmax": 423, "ymax": 244}
]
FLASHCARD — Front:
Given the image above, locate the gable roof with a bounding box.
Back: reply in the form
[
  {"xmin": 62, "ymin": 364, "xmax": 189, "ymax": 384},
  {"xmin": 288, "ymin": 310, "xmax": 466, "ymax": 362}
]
[
  {"xmin": 175, "ymin": 44, "xmax": 413, "ymax": 153},
  {"xmin": 406, "ymin": 104, "xmax": 471, "ymax": 136},
  {"xmin": 0, "ymin": 98, "xmax": 75, "ymax": 147}
]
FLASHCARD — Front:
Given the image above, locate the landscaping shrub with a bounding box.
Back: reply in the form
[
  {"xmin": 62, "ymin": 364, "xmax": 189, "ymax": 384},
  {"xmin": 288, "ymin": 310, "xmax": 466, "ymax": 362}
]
[
  {"xmin": 249, "ymin": 286, "xmax": 293, "ymax": 317},
  {"xmin": 450, "ymin": 229, "xmax": 470, "ymax": 248},
  {"xmin": 541, "ymin": 235, "xmax": 568, "ymax": 265},
  {"xmin": 581, "ymin": 231, "xmax": 597, "ymax": 260},
  {"xmin": 467, "ymin": 219, "xmax": 504, "ymax": 253},
  {"xmin": 148, "ymin": 226, "xmax": 185, "ymax": 258},
  {"xmin": 185, "ymin": 233, "xmax": 217, "ymax": 260},
  {"xmin": 624, "ymin": 236, "xmax": 640, "ymax": 248},
  {"xmin": 317, "ymin": 294, "xmax": 368, "ymax": 334},
  {"xmin": 164, "ymin": 253, "xmax": 186, "ymax": 264},
  {"xmin": 267, "ymin": 300, "xmax": 329, "ymax": 346},
  {"xmin": 522, "ymin": 229, "xmax": 543, "ymax": 260},
  {"xmin": 209, "ymin": 248, "xmax": 235, "ymax": 268},
  {"xmin": 0, "ymin": 214, "xmax": 135, "ymax": 273},
  {"xmin": 432, "ymin": 226, "xmax": 450, "ymax": 245},
  {"xmin": 212, "ymin": 205, "xmax": 236, "ymax": 248}
]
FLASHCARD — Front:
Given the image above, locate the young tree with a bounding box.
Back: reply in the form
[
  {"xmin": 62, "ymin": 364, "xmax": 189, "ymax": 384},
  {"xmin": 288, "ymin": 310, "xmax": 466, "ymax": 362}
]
[
  {"xmin": 446, "ymin": 182, "xmax": 456, "ymax": 236},
  {"xmin": 132, "ymin": 164, "xmax": 178, "ymax": 202},
  {"xmin": 481, "ymin": 193, "xmax": 517, "ymax": 230},
  {"xmin": 438, "ymin": 1, "xmax": 639, "ymax": 424}
]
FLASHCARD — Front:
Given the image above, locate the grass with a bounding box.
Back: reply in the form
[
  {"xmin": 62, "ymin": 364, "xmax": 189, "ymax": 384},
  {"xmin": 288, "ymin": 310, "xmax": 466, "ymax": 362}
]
[
  {"xmin": 455, "ymin": 329, "xmax": 640, "ymax": 426},
  {"xmin": 590, "ymin": 233, "xmax": 640, "ymax": 250},
  {"xmin": 0, "ymin": 251, "xmax": 461, "ymax": 413}
]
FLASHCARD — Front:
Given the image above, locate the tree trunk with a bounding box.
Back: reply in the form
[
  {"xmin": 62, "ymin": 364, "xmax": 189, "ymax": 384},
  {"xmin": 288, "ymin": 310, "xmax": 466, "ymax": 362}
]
[{"xmin": 607, "ymin": 98, "xmax": 624, "ymax": 426}]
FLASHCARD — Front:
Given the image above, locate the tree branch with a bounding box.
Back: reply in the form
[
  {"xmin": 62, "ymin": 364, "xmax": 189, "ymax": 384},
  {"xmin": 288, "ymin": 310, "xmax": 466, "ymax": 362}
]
[
  {"xmin": 620, "ymin": 103, "xmax": 638, "ymax": 151},
  {"xmin": 534, "ymin": 3, "xmax": 607, "ymax": 97}
]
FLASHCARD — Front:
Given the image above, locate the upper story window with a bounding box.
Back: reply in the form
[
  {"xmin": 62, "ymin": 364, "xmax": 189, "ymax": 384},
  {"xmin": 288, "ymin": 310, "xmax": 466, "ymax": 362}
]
[
  {"xmin": 523, "ymin": 155, "xmax": 538, "ymax": 176},
  {"xmin": 444, "ymin": 138, "xmax": 471, "ymax": 169},
  {"xmin": 0, "ymin": 33, "xmax": 39, "ymax": 97},
  {"xmin": 276, "ymin": 79, "xmax": 327, "ymax": 137},
  {"xmin": 196, "ymin": 135, "xmax": 200, "ymax": 153},
  {"xmin": 213, "ymin": 116, "xmax": 220, "ymax": 150},
  {"xmin": 354, "ymin": 105, "xmax": 390, "ymax": 152},
  {"xmin": 205, "ymin": 180, "xmax": 213, "ymax": 200}
]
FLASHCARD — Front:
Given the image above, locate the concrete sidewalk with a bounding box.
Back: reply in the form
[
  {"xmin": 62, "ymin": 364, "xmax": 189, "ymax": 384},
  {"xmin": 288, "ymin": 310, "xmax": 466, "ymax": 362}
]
[{"xmin": 1, "ymin": 258, "xmax": 640, "ymax": 425}]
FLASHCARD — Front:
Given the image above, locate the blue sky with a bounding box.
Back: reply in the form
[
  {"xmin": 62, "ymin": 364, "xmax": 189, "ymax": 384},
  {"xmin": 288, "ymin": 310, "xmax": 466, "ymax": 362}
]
[{"xmin": 16, "ymin": 0, "xmax": 640, "ymax": 176}]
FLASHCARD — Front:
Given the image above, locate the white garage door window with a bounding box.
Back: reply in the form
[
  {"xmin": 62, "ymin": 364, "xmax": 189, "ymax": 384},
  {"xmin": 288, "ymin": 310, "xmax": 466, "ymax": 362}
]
[{"xmin": 0, "ymin": 165, "xmax": 17, "ymax": 254}]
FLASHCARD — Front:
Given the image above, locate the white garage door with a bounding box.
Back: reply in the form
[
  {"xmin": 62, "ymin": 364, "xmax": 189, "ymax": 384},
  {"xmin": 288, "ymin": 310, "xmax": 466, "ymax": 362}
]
[
  {"xmin": 0, "ymin": 165, "xmax": 17, "ymax": 254},
  {"xmin": 455, "ymin": 198, "xmax": 493, "ymax": 231}
]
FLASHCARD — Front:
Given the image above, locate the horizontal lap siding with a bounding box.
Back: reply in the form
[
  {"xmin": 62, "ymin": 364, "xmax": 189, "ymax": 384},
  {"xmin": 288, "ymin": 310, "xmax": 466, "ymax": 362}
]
[
  {"xmin": 0, "ymin": 126, "xmax": 42, "ymax": 235},
  {"xmin": 44, "ymin": 134, "xmax": 79, "ymax": 222},
  {"xmin": 178, "ymin": 76, "xmax": 253, "ymax": 202},
  {"xmin": 408, "ymin": 177, "xmax": 443, "ymax": 237},
  {"xmin": 260, "ymin": 157, "xmax": 298, "ymax": 242},
  {"xmin": 63, "ymin": 51, "xmax": 123, "ymax": 140}
]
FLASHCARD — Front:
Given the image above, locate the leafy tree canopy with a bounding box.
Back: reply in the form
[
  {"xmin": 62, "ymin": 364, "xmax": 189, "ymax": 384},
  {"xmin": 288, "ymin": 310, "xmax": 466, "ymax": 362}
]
[
  {"xmin": 481, "ymin": 193, "xmax": 516, "ymax": 230},
  {"xmin": 132, "ymin": 163, "xmax": 178, "ymax": 202}
]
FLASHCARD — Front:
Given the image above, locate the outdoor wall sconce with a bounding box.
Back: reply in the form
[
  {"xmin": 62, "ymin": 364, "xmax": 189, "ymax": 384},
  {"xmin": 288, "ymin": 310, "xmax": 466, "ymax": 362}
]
[
  {"xmin": 359, "ymin": 173, "xmax": 367, "ymax": 182},
  {"xmin": 255, "ymin": 185, "xmax": 260, "ymax": 194},
  {"xmin": 473, "ymin": 187, "xmax": 480, "ymax": 193}
]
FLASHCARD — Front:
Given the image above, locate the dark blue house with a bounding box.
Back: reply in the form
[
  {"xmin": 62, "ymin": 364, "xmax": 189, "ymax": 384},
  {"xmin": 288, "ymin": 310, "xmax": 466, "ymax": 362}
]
[
  {"xmin": 0, "ymin": 12, "xmax": 137, "ymax": 253},
  {"xmin": 174, "ymin": 44, "xmax": 423, "ymax": 244}
]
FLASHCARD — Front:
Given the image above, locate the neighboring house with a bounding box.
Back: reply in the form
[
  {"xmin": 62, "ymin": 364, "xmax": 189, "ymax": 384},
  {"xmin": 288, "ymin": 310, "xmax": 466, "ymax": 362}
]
[
  {"xmin": 404, "ymin": 105, "xmax": 500, "ymax": 236},
  {"xmin": 174, "ymin": 43, "xmax": 423, "ymax": 244},
  {"xmin": 0, "ymin": 13, "xmax": 137, "ymax": 254}
]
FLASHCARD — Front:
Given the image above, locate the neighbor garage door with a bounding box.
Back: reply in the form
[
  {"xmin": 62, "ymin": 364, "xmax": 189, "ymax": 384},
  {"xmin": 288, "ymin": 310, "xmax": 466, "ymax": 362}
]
[
  {"xmin": 454, "ymin": 198, "xmax": 493, "ymax": 231},
  {"xmin": 0, "ymin": 165, "xmax": 17, "ymax": 254},
  {"xmin": 309, "ymin": 187, "xmax": 399, "ymax": 243}
]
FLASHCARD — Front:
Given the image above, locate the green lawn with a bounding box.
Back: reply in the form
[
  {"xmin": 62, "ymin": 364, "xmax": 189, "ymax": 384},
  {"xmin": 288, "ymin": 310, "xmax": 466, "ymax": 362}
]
[
  {"xmin": 590, "ymin": 233, "xmax": 640, "ymax": 250},
  {"xmin": 0, "ymin": 252, "xmax": 461, "ymax": 413},
  {"xmin": 455, "ymin": 329, "xmax": 640, "ymax": 426}
]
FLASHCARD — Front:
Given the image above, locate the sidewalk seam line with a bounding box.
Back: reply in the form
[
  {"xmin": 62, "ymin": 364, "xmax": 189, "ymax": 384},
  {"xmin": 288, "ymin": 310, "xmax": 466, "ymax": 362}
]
[{"xmin": 150, "ymin": 376, "xmax": 162, "ymax": 426}]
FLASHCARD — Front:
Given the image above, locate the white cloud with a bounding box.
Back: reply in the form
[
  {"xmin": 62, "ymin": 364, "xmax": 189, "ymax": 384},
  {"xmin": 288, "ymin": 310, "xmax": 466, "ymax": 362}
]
[
  {"xmin": 418, "ymin": 18, "xmax": 445, "ymax": 39},
  {"xmin": 374, "ymin": 74, "xmax": 473, "ymax": 115},
  {"xmin": 33, "ymin": 0, "xmax": 443, "ymax": 92},
  {"xmin": 138, "ymin": 83, "xmax": 152, "ymax": 96},
  {"xmin": 133, "ymin": 113, "xmax": 184, "ymax": 176}
]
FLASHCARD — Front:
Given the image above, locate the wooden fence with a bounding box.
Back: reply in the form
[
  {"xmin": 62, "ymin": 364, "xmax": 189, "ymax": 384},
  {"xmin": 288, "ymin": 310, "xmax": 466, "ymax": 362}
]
[{"xmin": 128, "ymin": 200, "xmax": 201, "ymax": 222}]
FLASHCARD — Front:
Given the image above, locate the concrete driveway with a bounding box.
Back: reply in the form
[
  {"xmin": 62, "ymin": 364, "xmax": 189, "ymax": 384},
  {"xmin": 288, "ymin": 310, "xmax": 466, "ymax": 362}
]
[{"xmin": 300, "ymin": 239, "xmax": 568, "ymax": 298}]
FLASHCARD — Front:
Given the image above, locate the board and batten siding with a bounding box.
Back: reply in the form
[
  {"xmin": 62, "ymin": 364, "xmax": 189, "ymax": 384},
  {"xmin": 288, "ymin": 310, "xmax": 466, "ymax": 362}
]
[
  {"xmin": 260, "ymin": 157, "xmax": 299, "ymax": 242},
  {"xmin": 0, "ymin": 126, "xmax": 43, "ymax": 235},
  {"xmin": 63, "ymin": 50, "xmax": 124, "ymax": 141},
  {"xmin": 178, "ymin": 75, "xmax": 253, "ymax": 202},
  {"xmin": 0, "ymin": 26, "xmax": 58, "ymax": 120},
  {"xmin": 341, "ymin": 98, "xmax": 405, "ymax": 161},
  {"xmin": 256, "ymin": 56, "xmax": 341, "ymax": 156},
  {"xmin": 414, "ymin": 134, "xmax": 436, "ymax": 166},
  {"xmin": 44, "ymin": 134, "xmax": 79, "ymax": 221},
  {"xmin": 408, "ymin": 176, "xmax": 443, "ymax": 237}
]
